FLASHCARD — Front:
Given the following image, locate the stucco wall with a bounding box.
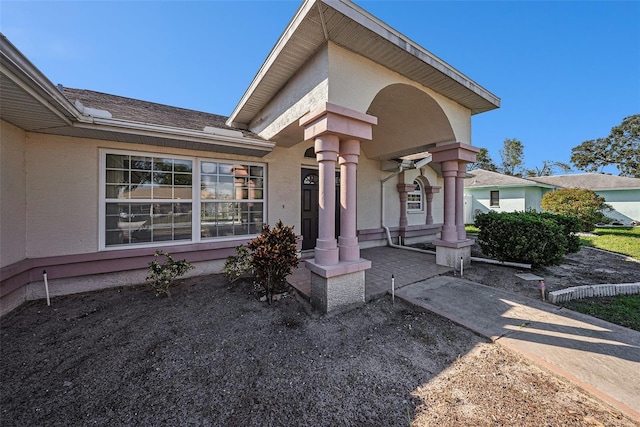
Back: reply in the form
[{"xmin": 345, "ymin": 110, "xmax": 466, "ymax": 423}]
[
  {"xmin": 250, "ymin": 47, "xmax": 329, "ymax": 142},
  {"xmin": 16, "ymin": 129, "xmax": 449, "ymax": 261},
  {"xmin": 26, "ymin": 133, "xmax": 100, "ymax": 258},
  {"xmin": 327, "ymin": 43, "xmax": 471, "ymax": 145},
  {"xmin": 22, "ymin": 133, "xmax": 282, "ymax": 258},
  {"xmin": 524, "ymin": 187, "xmax": 546, "ymax": 211},
  {"xmin": 596, "ymin": 189, "xmax": 640, "ymax": 223},
  {"xmin": 1, "ymin": 120, "xmax": 27, "ymax": 267},
  {"xmin": 466, "ymin": 187, "xmax": 527, "ymax": 215},
  {"xmin": 263, "ymin": 142, "xmax": 315, "ymax": 229},
  {"xmin": 401, "ymin": 168, "xmax": 444, "ymax": 226}
]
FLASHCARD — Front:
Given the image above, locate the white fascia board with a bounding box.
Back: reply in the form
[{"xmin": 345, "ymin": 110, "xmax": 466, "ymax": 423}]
[
  {"xmin": 226, "ymin": 0, "xmax": 317, "ymax": 127},
  {"xmin": 326, "ymin": 0, "xmax": 499, "ymax": 108},
  {"xmin": 0, "ymin": 35, "xmax": 83, "ymax": 121},
  {"xmin": 74, "ymin": 117, "xmax": 275, "ymax": 151}
]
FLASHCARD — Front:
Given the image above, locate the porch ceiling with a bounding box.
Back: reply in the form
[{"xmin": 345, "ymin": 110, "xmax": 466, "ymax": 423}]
[{"xmin": 228, "ymin": 0, "xmax": 500, "ymax": 128}]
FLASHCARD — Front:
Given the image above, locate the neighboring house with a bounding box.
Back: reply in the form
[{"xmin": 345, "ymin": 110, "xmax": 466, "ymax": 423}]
[
  {"xmin": 528, "ymin": 174, "xmax": 640, "ymax": 224},
  {"xmin": 463, "ymin": 169, "xmax": 556, "ymax": 222},
  {"xmin": 1, "ymin": 0, "xmax": 500, "ymax": 315},
  {"xmin": 464, "ymin": 169, "xmax": 640, "ymax": 224}
]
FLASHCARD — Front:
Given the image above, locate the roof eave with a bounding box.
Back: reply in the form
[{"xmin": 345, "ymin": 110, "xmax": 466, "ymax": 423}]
[
  {"xmin": 0, "ymin": 33, "xmax": 82, "ymax": 124},
  {"xmin": 69, "ymin": 118, "xmax": 276, "ymax": 157},
  {"xmin": 227, "ymin": 0, "xmax": 500, "ymax": 128}
]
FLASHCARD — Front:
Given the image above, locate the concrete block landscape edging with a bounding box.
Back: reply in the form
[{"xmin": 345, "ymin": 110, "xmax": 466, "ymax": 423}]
[{"xmin": 549, "ymin": 283, "xmax": 640, "ymax": 304}]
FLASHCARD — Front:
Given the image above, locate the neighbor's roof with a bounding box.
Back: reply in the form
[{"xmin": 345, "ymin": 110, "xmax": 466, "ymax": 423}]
[
  {"xmin": 464, "ymin": 169, "xmax": 552, "ymax": 188},
  {"xmin": 228, "ymin": 0, "xmax": 500, "ymax": 128},
  {"xmin": 528, "ymin": 174, "xmax": 640, "ymax": 191}
]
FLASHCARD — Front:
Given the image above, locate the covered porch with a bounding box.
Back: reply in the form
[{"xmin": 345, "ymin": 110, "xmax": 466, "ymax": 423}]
[{"xmin": 227, "ymin": 0, "xmax": 500, "ymax": 312}]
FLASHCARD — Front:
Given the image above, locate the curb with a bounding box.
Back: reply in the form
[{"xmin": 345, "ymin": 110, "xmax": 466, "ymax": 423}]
[{"xmin": 549, "ymin": 282, "xmax": 640, "ymax": 304}]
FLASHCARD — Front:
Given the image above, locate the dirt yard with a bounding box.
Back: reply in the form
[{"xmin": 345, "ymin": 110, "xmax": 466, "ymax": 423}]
[
  {"xmin": 1, "ymin": 246, "xmax": 639, "ymax": 426},
  {"xmin": 459, "ymin": 242, "xmax": 640, "ymax": 301}
]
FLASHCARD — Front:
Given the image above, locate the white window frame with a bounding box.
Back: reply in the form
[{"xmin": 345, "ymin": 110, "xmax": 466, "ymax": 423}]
[
  {"xmin": 99, "ymin": 148, "xmax": 266, "ymax": 250},
  {"xmin": 407, "ymin": 179, "xmax": 423, "ymax": 212}
]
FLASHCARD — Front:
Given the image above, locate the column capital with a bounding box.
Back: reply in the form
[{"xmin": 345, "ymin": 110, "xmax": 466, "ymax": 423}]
[
  {"xmin": 396, "ymin": 183, "xmax": 415, "ymax": 194},
  {"xmin": 339, "ymin": 138, "xmax": 361, "ymax": 165},
  {"xmin": 299, "ymin": 103, "xmax": 377, "ymax": 142},
  {"xmin": 430, "ymin": 142, "xmax": 480, "ymax": 164},
  {"xmin": 424, "ymin": 186, "xmax": 441, "ymax": 195},
  {"xmin": 441, "ymin": 159, "xmax": 460, "ymax": 175},
  {"xmin": 315, "ymin": 134, "xmax": 339, "ymax": 162}
]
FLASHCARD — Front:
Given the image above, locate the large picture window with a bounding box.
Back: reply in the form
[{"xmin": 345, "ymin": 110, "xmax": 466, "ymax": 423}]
[
  {"xmin": 102, "ymin": 150, "xmax": 265, "ymax": 249},
  {"xmin": 200, "ymin": 161, "xmax": 264, "ymax": 238}
]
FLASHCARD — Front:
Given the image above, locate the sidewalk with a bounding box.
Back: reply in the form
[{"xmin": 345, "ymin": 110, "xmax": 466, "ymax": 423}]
[
  {"xmin": 289, "ymin": 246, "xmax": 640, "ymax": 421},
  {"xmin": 397, "ymin": 275, "xmax": 640, "ymax": 422}
]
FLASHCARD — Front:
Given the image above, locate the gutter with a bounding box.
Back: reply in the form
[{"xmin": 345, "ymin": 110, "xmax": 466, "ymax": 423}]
[{"xmin": 73, "ymin": 117, "xmax": 276, "ymax": 151}]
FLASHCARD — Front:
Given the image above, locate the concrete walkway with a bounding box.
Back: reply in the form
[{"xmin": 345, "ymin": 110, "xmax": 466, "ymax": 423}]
[
  {"xmin": 289, "ymin": 246, "xmax": 640, "ymax": 422},
  {"xmin": 397, "ymin": 276, "xmax": 640, "ymax": 422}
]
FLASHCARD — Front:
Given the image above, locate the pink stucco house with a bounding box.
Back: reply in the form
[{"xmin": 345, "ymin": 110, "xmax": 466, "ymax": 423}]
[{"xmin": 0, "ymin": 0, "xmax": 499, "ymax": 315}]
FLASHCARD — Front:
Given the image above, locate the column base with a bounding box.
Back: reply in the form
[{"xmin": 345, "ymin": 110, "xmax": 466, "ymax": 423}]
[
  {"xmin": 305, "ymin": 258, "xmax": 371, "ymax": 313},
  {"xmin": 338, "ymin": 236, "xmax": 360, "ymax": 262},
  {"xmin": 433, "ymin": 239, "xmax": 474, "ymax": 270}
]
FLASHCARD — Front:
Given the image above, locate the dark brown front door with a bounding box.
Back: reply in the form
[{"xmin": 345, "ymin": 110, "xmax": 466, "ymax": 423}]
[{"xmin": 301, "ymin": 168, "xmax": 340, "ymax": 251}]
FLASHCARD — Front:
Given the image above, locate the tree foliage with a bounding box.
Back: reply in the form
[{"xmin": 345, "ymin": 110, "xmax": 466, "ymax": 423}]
[
  {"xmin": 570, "ymin": 114, "xmax": 640, "ymax": 178},
  {"xmin": 499, "ymin": 138, "xmax": 525, "ymax": 176},
  {"xmin": 541, "ymin": 188, "xmax": 611, "ymax": 232},
  {"xmin": 467, "ymin": 147, "xmax": 498, "ymax": 172},
  {"xmin": 525, "ymin": 160, "xmax": 572, "ymax": 177}
]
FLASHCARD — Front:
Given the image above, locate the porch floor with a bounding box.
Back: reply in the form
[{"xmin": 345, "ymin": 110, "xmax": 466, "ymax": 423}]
[{"xmin": 288, "ymin": 246, "xmax": 453, "ymax": 301}]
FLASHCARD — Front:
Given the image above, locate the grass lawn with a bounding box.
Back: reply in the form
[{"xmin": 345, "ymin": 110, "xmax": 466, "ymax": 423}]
[
  {"xmin": 579, "ymin": 227, "xmax": 640, "ymax": 260},
  {"xmin": 573, "ymin": 227, "xmax": 640, "ymax": 330},
  {"xmin": 560, "ymin": 294, "xmax": 640, "ymax": 332}
]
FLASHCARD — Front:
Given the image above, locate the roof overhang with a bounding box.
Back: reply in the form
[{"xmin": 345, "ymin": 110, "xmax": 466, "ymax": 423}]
[
  {"xmin": 1, "ymin": 34, "xmax": 275, "ymax": 157},
  {"xmin": 228, "ymin": 0, "xmax": 500, "ymax": 128}
]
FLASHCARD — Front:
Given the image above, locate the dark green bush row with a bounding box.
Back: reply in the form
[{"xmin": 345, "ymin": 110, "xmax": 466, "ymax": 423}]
[{"xmin": 474, "ymin": 211, "xmax": 581, "ymax": 266}]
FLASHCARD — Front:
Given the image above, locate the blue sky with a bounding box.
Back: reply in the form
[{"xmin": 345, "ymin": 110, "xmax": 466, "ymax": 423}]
[{"xmin": 2, "ymin": 1, "xmax": 638, "ymax": 174}]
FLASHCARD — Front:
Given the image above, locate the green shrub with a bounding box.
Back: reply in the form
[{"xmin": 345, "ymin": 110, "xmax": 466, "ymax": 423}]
[
  {"xmin": 537, "ymin": 212, "xmax": 582, "ymax": 253},
  {"xmin": 474, "ymin": 211, "xmax": 569, "ymax": 266},
  {"xmin": 146, "ymin": 251, "xmax": 194, "ymax": 297},
  {"xmin": 223, "ymin": 245, "xmax": 252, "ymax": 284},
  {"xmin": 247, "ymin": 220, "xmax": 299, "ymax": 303},
  {"xmin": 541, "ymin": 188, "xmax": 611, "ymax": 232}
]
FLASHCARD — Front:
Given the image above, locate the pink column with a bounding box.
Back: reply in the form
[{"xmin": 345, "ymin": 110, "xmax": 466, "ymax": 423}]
[
  {"xmin": 456, "ymin": 163, "xmax": 467, "ymax": 240},
  {"xmin": 440, "ymin": 160, "xmax": 458, "ymax": 242},
  {"xmin": 338, "ymin": 138, "xmax": 361, "ymax": 262},
  {"xmin": 396, "ymin": 183, "xmax": 415, "ymax": 229},
  {"xmin": 424, "ymin": 186, "xmax": 440, "ymax": 225},
  {"xmin": 314, "ymin": 134, "xmax": 340, "ymax": 265}
]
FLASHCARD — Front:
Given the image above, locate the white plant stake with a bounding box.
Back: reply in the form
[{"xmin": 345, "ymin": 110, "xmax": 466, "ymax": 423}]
[
  {"xmin": 460, "ymin": 256, "xmax": 464, "ymax": 277},
  {"xmin": 43, "ymin": 270, "xmax": 50, "ymax": 306},
  {"xmin": 391, "ymin": 274, "xmax": 395, "ymax": 304}
]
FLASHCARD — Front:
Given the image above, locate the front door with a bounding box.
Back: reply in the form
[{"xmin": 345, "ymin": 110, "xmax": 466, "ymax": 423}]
[{"xmin": 301, "ymin": 168, "xmax": 340, "ymax": 250}]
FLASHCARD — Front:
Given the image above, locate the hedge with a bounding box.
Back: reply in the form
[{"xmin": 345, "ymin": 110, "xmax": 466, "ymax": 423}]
[{"xmin": 474, "ymin": 211, "xmax": 581, "ymax": 266}]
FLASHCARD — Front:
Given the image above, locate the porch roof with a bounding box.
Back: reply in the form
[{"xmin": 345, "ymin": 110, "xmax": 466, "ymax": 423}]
[{"xmin": 228, "ymin": 0, "xmax": 500, "ymax": 128}]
